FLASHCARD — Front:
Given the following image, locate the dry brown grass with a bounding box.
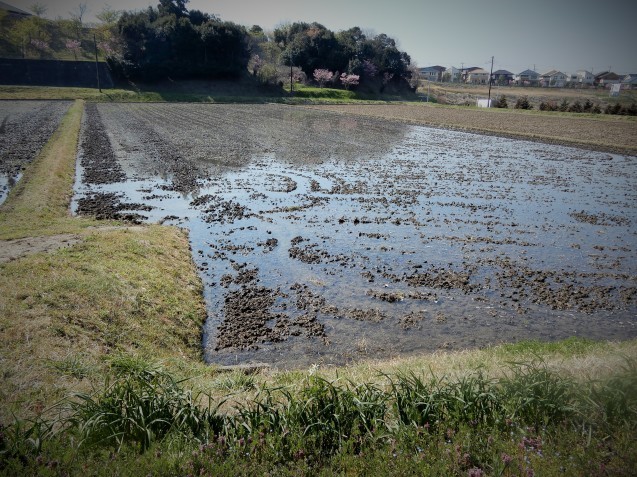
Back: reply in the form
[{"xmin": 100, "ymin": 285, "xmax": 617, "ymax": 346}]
[{"xmin": 310, "ymin": 103, "xmax": 637, "ymax": 155}]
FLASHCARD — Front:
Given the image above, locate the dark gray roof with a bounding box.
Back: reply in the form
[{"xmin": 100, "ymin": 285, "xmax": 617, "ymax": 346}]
[
  {"xmin": 493, "ymin": 70, "xmax": 513, "ymax": 75},
  {"xmin": 419, "ymin": 65, "xmax": 446, "ymax": 72},
  {"xmin": 518, "ymin": 69, "xmax": 538, "ymax": 76},
  {"xmin": 0, "ymin": 1, "xmax": 31, "ymax": 16}
]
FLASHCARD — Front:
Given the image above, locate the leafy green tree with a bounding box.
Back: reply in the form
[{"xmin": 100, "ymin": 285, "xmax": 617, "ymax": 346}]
[
  {"xmin": 96, "ymin": 5, "xmax": 121, "ymax": 25},
  {"xmin": 110, "ymin": 3, "xmax": 248, "ymax": 81},
  {"xmin": 158, "ymin": 0, "xmax": 189, "ymax": 18}
]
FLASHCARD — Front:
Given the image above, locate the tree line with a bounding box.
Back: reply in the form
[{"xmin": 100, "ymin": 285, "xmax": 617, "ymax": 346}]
[
  {"xmin": 1, "ymin": 0, "xmax": 416, "ymax": 91},
  {"xmin": 112, "ymin": 0, "xmax": 415, "ymax": 91}
]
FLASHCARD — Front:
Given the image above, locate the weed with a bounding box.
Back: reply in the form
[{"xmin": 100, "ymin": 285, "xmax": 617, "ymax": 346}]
[
  {"xmin": 46, "ymin": 353, "xmax": 95, "ymax": 380},
  {"xmin": 500, "ymin": 360, "xmax": 575, "ymax": 427},
  {"xmin": 211, "ymin": 372, "xmax": 256, "ymax": 392},
  {"xmin": 68, "ymin": 362, "xmax": 224, "ymax": 453}
]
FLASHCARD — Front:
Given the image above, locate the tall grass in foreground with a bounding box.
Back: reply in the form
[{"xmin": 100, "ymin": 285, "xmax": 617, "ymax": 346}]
[{"xmin": 2, "ymin": 356, "xmax": 636, "ymax": 475}]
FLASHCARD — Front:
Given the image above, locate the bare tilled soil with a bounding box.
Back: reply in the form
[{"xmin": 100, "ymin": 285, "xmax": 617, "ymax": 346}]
[
  {"xmin": 310, "ymin": 104, "xmax": 637, "ymax": 155},
  {"xmin": 72, "ymin": 103, "xmax": 637, "ymax": 368},
  {"xmin": 0, "ymin": 100, "xmax": 71, "ymax": 204}
]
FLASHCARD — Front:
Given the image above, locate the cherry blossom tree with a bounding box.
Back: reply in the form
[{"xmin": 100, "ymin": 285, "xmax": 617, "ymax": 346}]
[
  {"xmin": 65, "ymin": 39, "xmax": 82, "ymax": 60},
  {"xmin": 30, "ymin": 38, "xmax": 49, "ymax": 52},
  {"xmin": 340, "ymin": 73, "xmax": 359, "ymax": 90},
  {"xmin": 313, "ymin": 68, "xmax": 334, "ymax": 88},
  {"xmin": 249, "ymin": 54, "xmax": 263, "ymax": 76}
]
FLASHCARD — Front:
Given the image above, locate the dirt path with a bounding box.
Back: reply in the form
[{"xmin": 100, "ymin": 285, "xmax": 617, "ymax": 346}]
[{"xmin": 0, "ymin": 234, "xmax": 81, "ymax": 263}]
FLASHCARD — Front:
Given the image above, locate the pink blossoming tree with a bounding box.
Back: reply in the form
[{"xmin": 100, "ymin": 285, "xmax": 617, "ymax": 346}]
[
  {"xmin": 313, "ymin": 68, "xmax": 334, "ymax": 88},
  {"xmin": 340, "ymin": 73, "xmax": 359, "ymax": 90},
  {"xmin": 65, "ymin": 39, "xmax": 82, "ymax": 60}
]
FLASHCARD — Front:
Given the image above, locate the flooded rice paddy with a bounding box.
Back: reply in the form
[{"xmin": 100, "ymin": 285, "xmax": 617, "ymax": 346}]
[{"xmin": 72, "ymin": 103, "xmax": 637, "ymax": 368}]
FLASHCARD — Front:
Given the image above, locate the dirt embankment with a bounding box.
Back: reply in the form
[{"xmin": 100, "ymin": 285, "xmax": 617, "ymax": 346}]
[{"xmin": 309, "ymin": 104, "xmax": 637, "ymax": 155}]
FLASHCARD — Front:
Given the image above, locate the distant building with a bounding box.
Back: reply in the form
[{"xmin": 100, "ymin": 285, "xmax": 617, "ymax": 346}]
[
  {"xmin": 0, "ymin": 1, "xmax": 32, "ymax": 18},
  {"xmin": 539, "ymin": 70, "xmax": 567, "ymax": 87},
  {"xmin": 621, "ymin": 74, "xmax": 637, "ymax": 90},
  {"xmin": 446, "ymin": 66, "xmax": 462, "ymax": 82},
  {"xmin": 575, "ymin": 70, "xmax": 594, "ymax": 85},
  {"xmin": 515, "ymin": 69, "xmax": 539, "ymax": 86},
  {"xmin": 595, "ymin": 71, "xmax": 622, "ymax": 87},
  {"xmin": 465, "ymin": 68, "xmax": 489, "ymax": 84},
  {"xmin": 491, "ymin": 69, "xmax": 514, "ymax": 85},
  {"xmin": 458, "ymin": 67, "xmax": 479, "ymax": 83},
  {"xmin": 419, "ymin": 65, "xmax": 446, "ymax": 82}
]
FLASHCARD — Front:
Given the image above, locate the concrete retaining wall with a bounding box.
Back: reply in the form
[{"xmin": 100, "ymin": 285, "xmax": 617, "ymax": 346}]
[{"xmin": 0, "ymin": 58, "xmax": 114, "ymax": 88}]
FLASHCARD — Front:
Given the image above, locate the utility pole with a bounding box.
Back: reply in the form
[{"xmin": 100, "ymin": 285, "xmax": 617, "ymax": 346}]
[
  {"xmin": 460, "ymin": 62, "xmax": 464, "ymax": 83},
  {"xmin": 287, "ymin": 49, "xmax": 296, "ymax": 94},
  {"xmin": 487, "ymin": 56, "xmax": 494, "ymax": 106},
  {"xmin": 93, "ymin": 33, "xmax": 101, "ymax": 93}
]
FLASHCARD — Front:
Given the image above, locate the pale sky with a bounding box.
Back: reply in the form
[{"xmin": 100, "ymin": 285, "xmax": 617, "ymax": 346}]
[{"xmin": 13, "ymin": 0, "xmax": 637, "ymax": 74}]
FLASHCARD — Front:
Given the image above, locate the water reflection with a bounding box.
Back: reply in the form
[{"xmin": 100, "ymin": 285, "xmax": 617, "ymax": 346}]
[{"xmin": 73, "ymin": 104, "xmax": 637, "ymax": 369}]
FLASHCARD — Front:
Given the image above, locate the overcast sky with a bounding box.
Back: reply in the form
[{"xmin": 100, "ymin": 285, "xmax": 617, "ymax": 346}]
[{"xmin": 13, "ymin": 0, "xmax": 637, "ymax": 74}]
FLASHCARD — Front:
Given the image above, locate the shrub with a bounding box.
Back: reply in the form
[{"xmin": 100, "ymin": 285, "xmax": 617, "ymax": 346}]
[
  {"xmin": 539, "ymin": 101, "xmax": 555, "ymax": 111},
  {"xmin": 494, "ymin": 95, "xmax": 508, "ymax": 108},
  {"xmin": 568, "ymin": 100, "xmax": 583, "ymax": 113},
  {"xmin": 514, "ymin": 96, "xmax": 532, "ymax": 109}
]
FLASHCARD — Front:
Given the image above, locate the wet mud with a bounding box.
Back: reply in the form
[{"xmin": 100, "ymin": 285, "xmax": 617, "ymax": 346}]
[{"xmin": 72, "ymin": 103, "xmax": 637, "ymax": 368}]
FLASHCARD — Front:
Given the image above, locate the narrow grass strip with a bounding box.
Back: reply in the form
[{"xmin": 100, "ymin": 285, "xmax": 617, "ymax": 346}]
[{"xmin": 0, "ymin": 99, "xmax": 94, "ymax": 239}]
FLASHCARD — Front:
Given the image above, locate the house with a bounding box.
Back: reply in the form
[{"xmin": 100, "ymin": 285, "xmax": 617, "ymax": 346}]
[
  {"xmin": 465, "ymin": 68, "xmax": 489, "ymax": 84},
  {"xmin": 0, "ymin": 1, "xmax": 32, "ymax": 18},
  {"xmin": 491, "ymin": 69, "xmax": 514, "ymax": 85},
  {"xmin": 620, "ymin": 74, "xmax": 637, "ymax": 90},
  {"xmin": 458, "ymin": 66, "xmax": 479, "ymax": 82},
  {"xmin": 515, "ymin": 69, "xmax": 539, "ymax": 86},
  {"xmin": 575, "ymin": 70, "xmax": 594, "ymax": 86},
  {"xmin": 446, "ymin": 66, "xmax": 462, "ymax": 82},
  {"xmin": 539, "ymin": 70, "xmax": 567, "ymax": 87},
  {"xmin": 594, "ymin": 71, "xmax": 622, "ymax": 87},
  {"xmin": 419, "ymin": 65, "xmax": 446, "ymax": 82}
]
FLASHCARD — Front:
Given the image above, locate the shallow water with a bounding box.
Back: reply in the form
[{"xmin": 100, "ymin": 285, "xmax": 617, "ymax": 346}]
[{"xmin": 73, "ymin": 104, "xmax": 637, "ymax": 368}]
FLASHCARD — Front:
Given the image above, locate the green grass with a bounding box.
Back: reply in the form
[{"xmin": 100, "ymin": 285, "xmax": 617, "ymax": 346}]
[
  {"xmin": 0, "ymin": 79, "xmax": 418, "ymax": 104},
  {"xmin": 0, "ymin": 86, "xmax": 137, "ymax": 101},
  {"xmin": 2, "ymin": 355, "xmax": 636, "ymax": 475}
]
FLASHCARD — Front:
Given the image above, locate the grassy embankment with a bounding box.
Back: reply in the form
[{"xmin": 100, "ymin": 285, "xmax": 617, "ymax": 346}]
[
  {"xmin": 0, "ymin": 99, "xmax": 207, "ymax": 420},
  {"xmin": 0, "ymin": 80, "xmax": 414, "ymax": 104},
  {"xmin": 0, "ymin": 96, "xmax": 636, "ymax": 475}
]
